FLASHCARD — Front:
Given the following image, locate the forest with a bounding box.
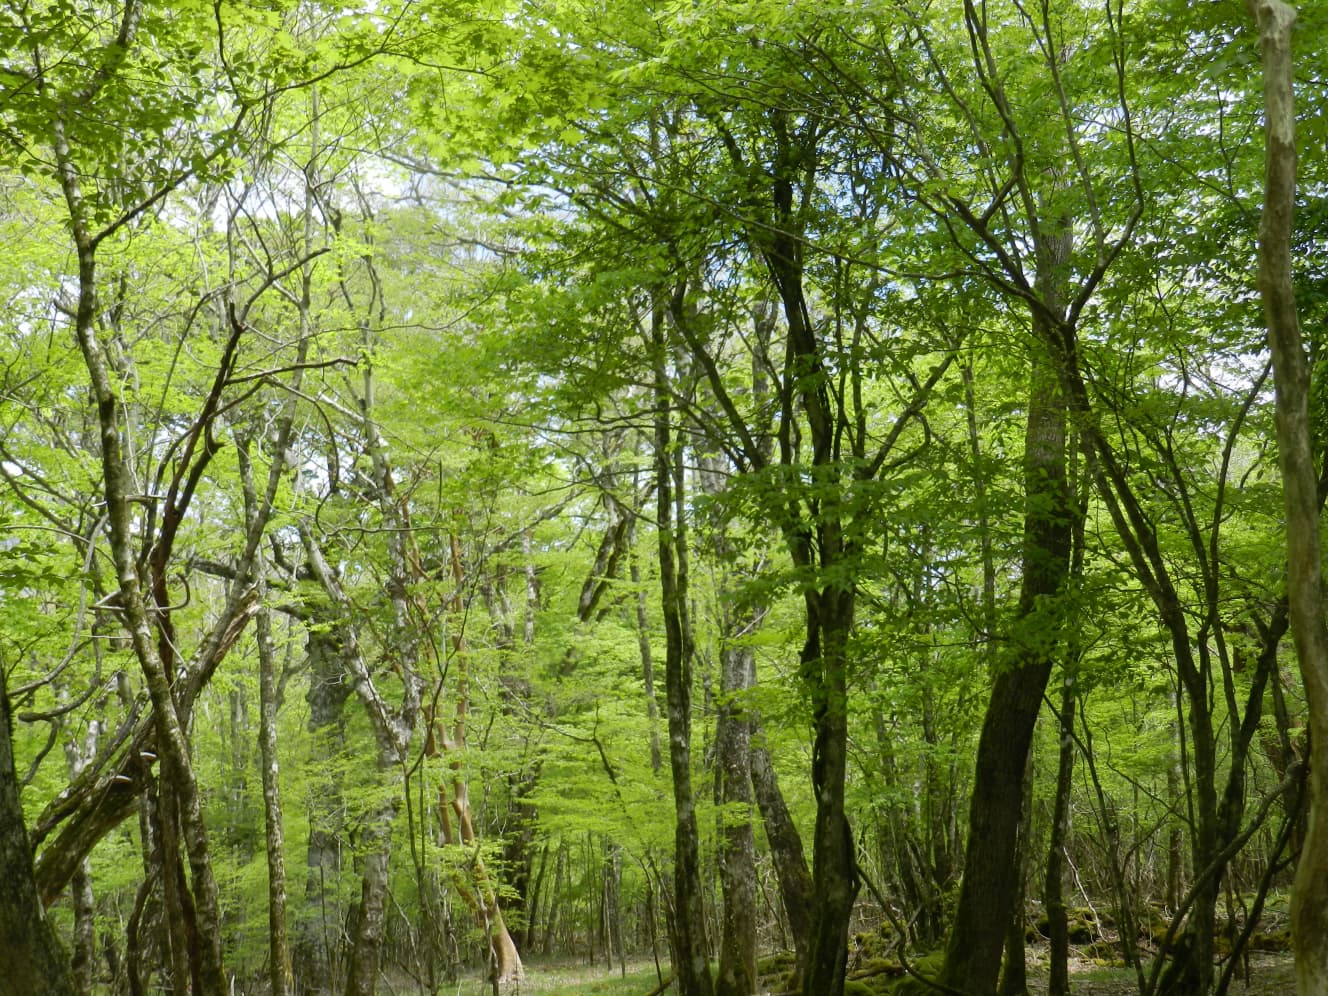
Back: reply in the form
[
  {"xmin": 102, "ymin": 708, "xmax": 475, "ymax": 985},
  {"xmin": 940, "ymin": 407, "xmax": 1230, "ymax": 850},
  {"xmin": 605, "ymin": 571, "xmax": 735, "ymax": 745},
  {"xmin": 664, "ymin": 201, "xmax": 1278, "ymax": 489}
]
[{"xmin": 1, "ymin": 1, "xmax": 1327, "ymax": 995}]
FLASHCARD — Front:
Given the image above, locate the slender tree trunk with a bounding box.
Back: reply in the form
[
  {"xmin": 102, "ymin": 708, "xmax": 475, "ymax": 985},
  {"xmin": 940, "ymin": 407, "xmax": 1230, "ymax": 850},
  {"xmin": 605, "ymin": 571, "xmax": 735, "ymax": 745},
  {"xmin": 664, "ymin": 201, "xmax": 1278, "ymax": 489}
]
[
  {"xmin": 631, "ymin": 550, "xmax": 664, "ymax": 776},
  {"xmin": 698, "ymin": 448, "xmax": 761, "ymax": 996},
  {"xmin": 1166, "ymin": 716, "xmax": 1184, "ymax": 913},
  {"xmin": 1245, "ymin": 5, "xmax": 1328, "ymax": 993},
  {"xmin": 542, "ymin": 841, "xmax": 567, "ymax": 955},
  {"xmin": 431, "ymin": 533, "xmax": 524, "ymax": 985},
  {"xmin": 715, "ymin": 641, "xmax": 758, "ymax": 996},
  {"xmin": 800, "ymin": 590, "xmax": 858, "ymax": 996},
  {"xmin": 237, "ymin": 439, "xmax": 293, "ymax": 996},
  {"xmin": 63, "ymin": 715, "xmax": 100, "ymax": 996},
  {"xmin": 653, "ymin": 298, "xmax": 713, "ymax": 996},
  {"xmin": 69, "ymin": 860, "xmax": 95, "ymax": 996},
  {"xmin": 762, "ymin": 176, "xmax": 860, "ymax": 996},
  {"xmin": 59, "ymin": 170, "xmax": 229, "ymax": 996},
  {"xmin": 1045, "ymin": 679, "xmax": 1076, "ymax": 996},
  {"xmin": 256, "ymin": 599, "xmax": 292, "ymax": 996},
  {"xmin": 524, "ymin": 843, "xmax": 549, "ymax": 951}
]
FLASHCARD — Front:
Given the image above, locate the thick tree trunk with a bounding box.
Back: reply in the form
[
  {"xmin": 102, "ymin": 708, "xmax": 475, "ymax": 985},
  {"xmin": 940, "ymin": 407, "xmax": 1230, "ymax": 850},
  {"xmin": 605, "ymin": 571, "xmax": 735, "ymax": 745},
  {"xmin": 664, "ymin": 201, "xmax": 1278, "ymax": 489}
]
[
  {"xmin": 1245, "ymin": 5, "xmax": 1328, "ymax": 993},
  {"xmin": 998, "ymin": 753, "xmax": 1035, "ymax": 996},
  {"xmin": 0, "ymin": 675, "xmax": 76, "ymax": 996},
  {"xmin": 751, "ymin": 735, "xmax": 814, "ymax": 967},
  {"xmin": 941, "ymin": 347, "xmax": 1071, "ymax": 995},
  {"xmin": 343, "ymin": 804, "xmax": 395, "ymax": 996},
  {"xmin": 296, "ymin": 627, "xmax": 351, "ymax": 996}
]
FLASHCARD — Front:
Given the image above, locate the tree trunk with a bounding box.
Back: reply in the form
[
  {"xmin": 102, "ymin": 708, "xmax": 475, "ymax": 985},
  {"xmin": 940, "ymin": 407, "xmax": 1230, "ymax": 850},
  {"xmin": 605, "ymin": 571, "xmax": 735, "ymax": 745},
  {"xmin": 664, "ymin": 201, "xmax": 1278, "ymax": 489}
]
[
  {"xmin": 296, "ymin": 627, "xmax": 351, "ymax": 996},
  {"xmin": 0, "ymin": 673, "xmax": 76, "ymax": 996},
  {"xmin": 800, "ymin": 589, "xmax": 859, "ymax": 996},
  {"xmin": 631, "ymin": 550, "xmax": 664, "ymax": 776},
  {"xmin": 59, "ymin": 168, "xmax": 229, "ymax": 996},
  {"xmin": 654, "ymin": 297, "xmax": 713, "ymax": 996},
  {"xmin": 998, "ymin": 752, "xmax": 1035, "ymax": 996},
  {"xmin": 761, "ymin": 152, "xmax": 861, "ymax": 996},
  {"xmin": 715, "ymin": 641, "xmax": 758, "ymax": 996},
  {"xmin": 698, "ymin": 446, "xmax": 761, "ymax": 996},
  {"xmin": 1245, "ymin": 5, "xmax": 1328, "ymax": 993},
  {"xmin": 256, "ymin": 600, "xmax": 293, "ymax": 996},
  {"xmin": 431, "ymin": 533, "xmax": 525, "ymax": 985},
  {"xmin": 1044, "ymin": 679, "xmax": 1076, "ymax": 996},
  {"xmin": 63, "ymin": 712, "xmax": 100, "ymax": 996},
  {"xmin": 941, "ymin": 345, "xmax": 1072, "ymax": 995},
  {"xmin": 751, "ymin": 735, "xmax": 814, "ymax": 967},
  {"xmin": 238, "ymin": 439, "xmax": 294, "ymax": 996},
  {"xmin": 343, "ymin": 804, "xmax": 395, "ymax": 996}
]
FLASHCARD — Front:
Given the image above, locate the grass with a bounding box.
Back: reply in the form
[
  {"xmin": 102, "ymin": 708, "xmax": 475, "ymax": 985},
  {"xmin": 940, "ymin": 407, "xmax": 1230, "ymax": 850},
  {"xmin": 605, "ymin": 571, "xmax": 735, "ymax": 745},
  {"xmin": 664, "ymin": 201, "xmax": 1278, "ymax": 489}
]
[{"xmin": 442, "ymin": 958, "xmax": 665, "ymax": 995}]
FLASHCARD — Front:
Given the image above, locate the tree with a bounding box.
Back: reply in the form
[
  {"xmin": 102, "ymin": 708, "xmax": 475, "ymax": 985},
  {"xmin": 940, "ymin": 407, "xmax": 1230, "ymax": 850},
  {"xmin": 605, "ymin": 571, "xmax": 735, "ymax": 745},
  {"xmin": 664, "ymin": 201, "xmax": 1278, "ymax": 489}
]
[
  {"xmin": 1244, "ymin": 4, "xmax": 1328, "ymax": 993},
  {"xmin": 0, "ymin": 669, "xmax": 76, "ymax": 996}
]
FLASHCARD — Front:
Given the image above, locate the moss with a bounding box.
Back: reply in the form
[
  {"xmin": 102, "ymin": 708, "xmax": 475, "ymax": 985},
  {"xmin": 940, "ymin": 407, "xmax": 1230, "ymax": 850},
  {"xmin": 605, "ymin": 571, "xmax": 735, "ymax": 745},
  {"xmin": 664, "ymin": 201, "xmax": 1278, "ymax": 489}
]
[
  {"xmin": 1067, "ymin": 917, "xmax": 1096, "ymax": 944},
  {"xmin": 757, "ymin": 951, "xmax": 797, "ymax": 974},
  {"xmin": 886, "ymin": 952, "xmax": 945, "ymax": 996},
  {"xmin": 1084, "ymin": 940, "xmax": 1119, "ymax": 960},
  {"xmin": 1250, "ymin": 929, "xmax": 1292, "ymax": 952},
  {"xmin": 853, "ymin": 957, "xmax": 904, "ymax": 978}
]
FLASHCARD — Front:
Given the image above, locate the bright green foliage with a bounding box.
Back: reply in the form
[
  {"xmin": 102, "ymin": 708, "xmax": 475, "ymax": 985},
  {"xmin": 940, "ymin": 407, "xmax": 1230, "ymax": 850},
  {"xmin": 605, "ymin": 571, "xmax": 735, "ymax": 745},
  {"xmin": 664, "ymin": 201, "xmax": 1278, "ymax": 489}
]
[{"xmin": 0, "ymin": 0, "xmax": 1326, "ymax": 992}]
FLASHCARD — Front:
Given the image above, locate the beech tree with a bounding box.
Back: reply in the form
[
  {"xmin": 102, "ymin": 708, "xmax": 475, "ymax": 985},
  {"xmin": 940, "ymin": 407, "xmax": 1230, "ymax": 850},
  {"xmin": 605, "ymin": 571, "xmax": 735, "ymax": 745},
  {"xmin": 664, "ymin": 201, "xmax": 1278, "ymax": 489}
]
[
  {"xmin": 1245, "ymin": 4, "xmax": 1328, "ymax": 994},
  {"xmin": 3, "ymin": 2, "xmax": 1328, "ymax": 995}
]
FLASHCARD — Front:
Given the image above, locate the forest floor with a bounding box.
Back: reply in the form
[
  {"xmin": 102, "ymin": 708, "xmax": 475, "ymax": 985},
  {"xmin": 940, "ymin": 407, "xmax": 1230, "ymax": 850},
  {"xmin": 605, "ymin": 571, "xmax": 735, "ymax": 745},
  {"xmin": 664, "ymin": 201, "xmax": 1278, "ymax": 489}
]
[
  {"xmin": 446, "ymin": 949, "xmax": 1297, "ymax": 994},
  {"xmin": 1024, "ymin": 952, "xmax": 1295, "ymax": 995}
]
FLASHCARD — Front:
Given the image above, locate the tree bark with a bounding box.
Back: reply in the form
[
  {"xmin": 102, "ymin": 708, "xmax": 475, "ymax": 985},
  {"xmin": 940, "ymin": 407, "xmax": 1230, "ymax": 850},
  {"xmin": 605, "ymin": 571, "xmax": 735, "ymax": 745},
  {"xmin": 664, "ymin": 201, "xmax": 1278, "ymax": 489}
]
[
  {"xmin": 60, "ymin": 190, "xmax": 229, "ymax": 996},
  {"xmin": 998, "ymin": 751, "xmax": 1035, "ymax": 996},
  {"xmin": 1244, "ymin": 5, "xmax": 1328, "ymax": 994},
  {"xmin": 799, "ymin": 589, "xmax": 858, "ymax": 996},
  {"xmin": 751, "ymin": 735, "xmax": 814, "ymax": 966},
  {"xmin": 760, "ymin": 140, "xmax": 861, "ymax": 995},
  {"xmin": 1044, "ymin": 679, "xmax": 1076, "ymax": 996},
  {"xmin": 654, "ymin": 296, "xmax": 713, "ymax": 996},
  {"xmin": 715, "ymin": 638, "xmax": 758, "ymax": 996},
  {"xmin": 256, "ymin": 599, "xmax": 293, "ymax": 996},
  {"xmin": 0, "ymin": 673, "xmax": 76, "ymax": 996},
  {"xmin": 238, "ymin": 438, "xmax": 294, "ymax": 996},
  {"xmin": 343, "ymin": 804, "xmax": 395, "ymax": 996},
  {"xmin": 296, "ymin": 626, "xmax": 352, "ymax": 996},
  {"xmin": 941, "ymin": 345, "xmax": 1072, "ymax": 995}
]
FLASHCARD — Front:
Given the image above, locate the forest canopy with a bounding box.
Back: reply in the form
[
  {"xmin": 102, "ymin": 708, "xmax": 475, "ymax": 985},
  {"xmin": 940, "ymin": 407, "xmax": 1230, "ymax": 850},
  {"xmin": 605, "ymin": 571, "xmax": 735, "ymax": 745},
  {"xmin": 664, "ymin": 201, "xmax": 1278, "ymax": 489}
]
[{"xmin": 1, "ymin": 2, "xmax": 1327, "ymax": 995}]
